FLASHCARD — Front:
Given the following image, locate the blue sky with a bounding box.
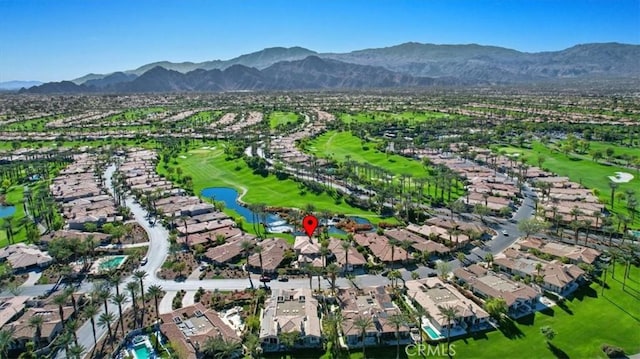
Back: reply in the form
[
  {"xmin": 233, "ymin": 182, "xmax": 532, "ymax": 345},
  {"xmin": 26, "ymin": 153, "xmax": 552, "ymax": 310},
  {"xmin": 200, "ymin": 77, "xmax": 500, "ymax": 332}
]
[{"xmin": 1, "ymin": 0, "xmax": 638, "ymax": 82}]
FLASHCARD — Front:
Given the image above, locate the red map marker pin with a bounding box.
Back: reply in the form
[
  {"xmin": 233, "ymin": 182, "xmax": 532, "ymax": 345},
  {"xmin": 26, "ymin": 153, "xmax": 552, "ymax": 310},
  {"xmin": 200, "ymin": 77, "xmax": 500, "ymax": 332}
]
[{"xmin": 302, "ymin": 215, "xmax": 318, "ymax": 238}]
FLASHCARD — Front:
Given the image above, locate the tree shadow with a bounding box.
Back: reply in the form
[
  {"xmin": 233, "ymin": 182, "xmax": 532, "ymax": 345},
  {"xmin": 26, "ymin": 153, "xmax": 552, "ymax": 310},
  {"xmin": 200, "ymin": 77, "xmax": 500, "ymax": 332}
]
[
  {"xmin": 539, "ymin": 307, "xmax": 555, "ymax": 317},
  {"xmin": 497, "ymin": 318, "xmax": 525, "ymax": 339},
  {"xmin": 515, "ymin": 313, "xmax": 535, "ymax": 326},
  {"xmin": 602, "ymin": 295, "xmax": 640, "ymax": 323},
  {"xmin": 572, "ymin": 286, "xmax": 597, "ymax": 301},
  {"xmin": 547, "ymin": 342, "xmax": 570, "ymax": 359},
  {"xmin": 555, "ymin": 300, "xmax": 573, "ymax": 315}
]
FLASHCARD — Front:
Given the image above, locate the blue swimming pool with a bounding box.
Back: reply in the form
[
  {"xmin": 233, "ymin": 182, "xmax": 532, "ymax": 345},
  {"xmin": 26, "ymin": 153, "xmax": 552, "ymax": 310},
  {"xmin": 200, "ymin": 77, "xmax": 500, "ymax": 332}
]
[
  {"xmin": 134, "ymin": 343, "xmax": 151, "ymax": 359},
  {"xmin": 423, "ymin": 325, "xmax": 442, "ymax": 340}
]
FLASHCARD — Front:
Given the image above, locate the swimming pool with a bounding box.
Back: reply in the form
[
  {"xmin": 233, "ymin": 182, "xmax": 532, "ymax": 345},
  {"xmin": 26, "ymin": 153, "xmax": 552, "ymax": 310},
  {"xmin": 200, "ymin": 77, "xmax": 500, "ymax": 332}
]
[
  {"xmin": 99, "ymin": 255, "xmax": 127, "ymax": 270},
  {"xmin": 133, "ymin": 343, "xmax": 151, "ymax": 359},
  {"xmin": 423, "ymin": 325, "xmax": 442, "ymax": 340}
]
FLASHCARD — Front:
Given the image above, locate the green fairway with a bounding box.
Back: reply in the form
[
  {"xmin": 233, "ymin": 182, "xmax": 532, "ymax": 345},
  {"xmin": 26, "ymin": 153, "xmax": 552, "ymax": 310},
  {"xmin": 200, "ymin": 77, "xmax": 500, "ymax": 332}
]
[
  {"xmin": 268, "ymin": 111, "xmax": 299, "ymax": 129},
  {"xmin": 307, "ymin": 131, "xmax": 426, "ymax": 173},
  {"xmin": 0, "ymin": 186, "xmax": 27, "ymax": 246},
  {"xmin": 306, "ymin": 131, "xmax": 463, "ymax": 200},
  {"xmin": 438, "ymin": 263, "xmax": 640, "ymax": 359},
  {"xmin": 339, "ymin": 111, "xmax": 466, "ymax": 124},
  {"xmin": 499, "ymin": 141, "xmax": 640, "ymax": 227},
  {"xmin": 157, "ymin": 145, "xmax": 392, "ymax": 223}
]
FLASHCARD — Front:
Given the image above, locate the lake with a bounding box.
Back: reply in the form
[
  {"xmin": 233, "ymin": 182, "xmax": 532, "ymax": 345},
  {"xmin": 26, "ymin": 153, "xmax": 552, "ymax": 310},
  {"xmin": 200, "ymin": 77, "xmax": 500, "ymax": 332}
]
[{"xmin": 200, "ymin": 187, "xmax": 375, "ymax": 235}]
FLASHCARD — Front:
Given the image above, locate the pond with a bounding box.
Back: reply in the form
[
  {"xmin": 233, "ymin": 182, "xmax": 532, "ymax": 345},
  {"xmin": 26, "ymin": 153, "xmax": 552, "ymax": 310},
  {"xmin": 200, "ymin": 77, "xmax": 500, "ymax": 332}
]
[
  {"xmin": 200, "ymin": 187, "xmax": 375, "ymax": 235},
  {"xmin": 0, "ymin": 205, "xmax": 16, "ymax": 219}
]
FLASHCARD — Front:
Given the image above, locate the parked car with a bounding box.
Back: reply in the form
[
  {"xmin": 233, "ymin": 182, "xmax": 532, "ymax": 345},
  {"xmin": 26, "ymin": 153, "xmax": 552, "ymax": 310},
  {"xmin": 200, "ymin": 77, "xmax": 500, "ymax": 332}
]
[
  {"xmin": 141, "ymin": 256, "xmax": 148, "ymax": 265},
  {"xmin": 260, "ymin": 275, "xmax": 271, "ymax": 283},
  {"xmin": 502, "ymin": 230, "xmax": 509, "ymax": 236},
  {"xmin": 278, "ymin": 276, "xmax": 289, "ymax": 282}
]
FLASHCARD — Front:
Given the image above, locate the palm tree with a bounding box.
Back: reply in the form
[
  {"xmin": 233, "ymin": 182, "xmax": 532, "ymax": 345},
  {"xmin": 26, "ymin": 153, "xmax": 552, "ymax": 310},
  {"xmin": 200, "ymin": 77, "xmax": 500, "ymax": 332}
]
[
  {"xmin": 535, "ymin": 262, "xmax": 543, "ymax": 276},
  {"xmin": 83, "ymin": 303, "xmax": 99, "ymax": 346},
  {"xmin": 326, "ymin": 263, "xmax": 340, "ymax": 295},
  {"xmin": 95, "ymin": 283, "xmax": 112, "ymax": 315},
  {"xmin": 66, "ymin": 318, "xmax": 79, "ymax": 345},
  {"xmin": 609, "ymin": 181, "xmax": 618, "ymax": 207},
  {"xmin": 254, "ymin": 245, "xmax": 264, "ymax": 276},
  {"xmin": 67, "ymin": 343, "xmax": 86, "ymax": 359},
  {"xmin": 133, "ymin": 270, "xmax": 148, "ymax": 307},
  {"xmin": 413, "ymin": 304, "xmax": 428, "ymax": 348},
  {"xmin": 108, "ymin": 271, "xmax": 123, "ymax": 297},
  {"xmin": 202, "ymin": 337, "xmax": 242, "ymax": 359},
  {"xmin": 53, "ymin": 293, "xmax": 68, "ymax": 324},
  {"xmin": 111, "ymin": 293, "xmax": 128, "ymax": 337},
  {"xmin": 388, "ymin": 313, "xmax": 407, "ymax": 359},
  {"xmin": 353, "ymin": 316, "xmax": 374, "ymax": 358},
  {"xmin": 240, "ymin": 240, "xmax": 255, "ymax": 289},
  {"xmin": 64, "ymin": 286, "xmax": 78, "ymax": 315},
  {"xmin": 28, "ymin": 315, "xmax": 44, "ymax": 349},
  {"xmin": 55, "ymin": 328, "xmax": 73, "ymax": 356},
  {"xmin": 341, "ymin": 240, "xmax": 351, "ymax": 273},
  {"xmin": 0, "ymin": 328, "xmax": 14, "ymax": 359},
  {"xmin": 98, "ymin": 312, "xmax": 116, "ymax": 344},
  {"xmin": 147, "ymin": 284, "xmax": 163, "ymax": 324},
  {"xmin": 126, "ymin": 281, "xmax": 140, "ymax": 326},
  {"xmin": 438, "ymin": 305, "xmax": 459, "ymax": 358}
]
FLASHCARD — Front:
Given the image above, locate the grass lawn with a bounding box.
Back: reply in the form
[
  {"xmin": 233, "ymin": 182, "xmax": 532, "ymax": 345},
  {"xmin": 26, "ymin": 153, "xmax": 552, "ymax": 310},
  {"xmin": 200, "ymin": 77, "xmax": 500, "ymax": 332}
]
[
  {"xmin": 268, "ymin": 111, "xmax": 299, "ymax": 129},
  {"xmin": 0, "ymin": 186, "xmax": 27, "ymax": 246},
  {"xmin": 499, "ymin": 141, "xmax": 640, "ymax": 227},
  {"xmin": 339, "ymin": 111, "xmax": 466, "ymax": 124},
  {"xmin": 434, "ymin": 263, "xmax": 640, "ymax": 359},
  {"xmin": 306, "ymin": 131, "xmax": 463, "ymax": 200},
  {"xmin": 157, "ymin": 145, "xmax": 392, "ymax": 224}
]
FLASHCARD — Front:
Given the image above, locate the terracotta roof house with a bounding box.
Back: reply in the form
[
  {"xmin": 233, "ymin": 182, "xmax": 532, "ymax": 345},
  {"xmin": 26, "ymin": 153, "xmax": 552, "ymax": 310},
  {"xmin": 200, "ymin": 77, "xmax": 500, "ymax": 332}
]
[
  {"xmin": 0, "ymin": 296, "xmax": 29, "ymax": 329},
  {"xmin": 405, "ymin": 278, "xmax": 489, "ymax": 336},
  {"xmin": 518, "ymin": 237, "xmax": 601, "ymax": 264},
  {"xmin": 0, "ymin": 243, "xmax": 52, "ymax": 272},
  {"xmin": 328, "ymin": 238, "xmax": 366, "ymax": 272},
  {"xmin": 259, "ymin": 288, "xmax": 321, "ymax": 352},
  {"xmin": 454, "ymin": 265, "xmax": 540, "ymax": 318},
  {"xmin": 494, "ymin": 252, "xmax": 585, "ymax": 295},
  {"xmin": 160, "ymin": 303, "xmax": 240, "ymax": 359},
  {"xmin": 9, "ymin": 305, "xmax": 75, "ymax": 349},
  {"xmin": 248, "ymin": 238, "xmax": 291, "ymax": 273},
  {"xmin": 338, "ymin": 286, "xmax": 410, "ymax": 347}
]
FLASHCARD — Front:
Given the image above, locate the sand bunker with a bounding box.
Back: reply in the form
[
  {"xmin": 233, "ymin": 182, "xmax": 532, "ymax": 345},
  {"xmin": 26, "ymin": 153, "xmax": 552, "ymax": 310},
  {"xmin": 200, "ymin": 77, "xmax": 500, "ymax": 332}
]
[{"xmin": 609, "ymin": 172, "xmax": 634, "ymax": 183}]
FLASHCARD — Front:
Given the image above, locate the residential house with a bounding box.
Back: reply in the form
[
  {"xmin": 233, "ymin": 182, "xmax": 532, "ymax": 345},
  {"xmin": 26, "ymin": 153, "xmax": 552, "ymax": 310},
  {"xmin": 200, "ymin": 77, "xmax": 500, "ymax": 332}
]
[
  {"xmin": 405, "ymin": 278, "xmax": 489, "ymax": 338},
  {"xmin": 454, "ymin": 264, "xmax": 540, "ymax": 318},
  {"xmin": 259, "ymin": 288, "xmax": 321, "ymax": 352},
  {"xmin": 0, "ymin": 243, "xmax": 52, "ymax": 272},
  {"xmin": 160, "ymin": 303, "xmax": 240, "ymax": 359}
]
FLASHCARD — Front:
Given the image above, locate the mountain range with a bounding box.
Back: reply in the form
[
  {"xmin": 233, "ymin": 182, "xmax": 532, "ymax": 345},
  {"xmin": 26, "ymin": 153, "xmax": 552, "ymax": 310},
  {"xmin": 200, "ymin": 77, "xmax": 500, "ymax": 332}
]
[
  {"xmin": 0, "ymin": 81, "xmax": 43, "ymax": 91},
  {"xmin": 21, "ymin": 42, "xmax": 640, "ymax": 93}
]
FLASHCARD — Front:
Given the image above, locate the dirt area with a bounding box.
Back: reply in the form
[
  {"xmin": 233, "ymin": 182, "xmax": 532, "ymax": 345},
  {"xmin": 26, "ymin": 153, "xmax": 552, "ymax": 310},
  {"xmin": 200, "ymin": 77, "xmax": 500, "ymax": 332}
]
[
  {"xmin": 0, "ymin": 272, "xmax": 28, "ymax": 288},
  {"xmin": 36, "ymin": 263, "xmax": 69, "ymax": 285},
  {"xmin": 158, "ymin": 252, "xmax": 198, "ymax": 280},
  {"xmin": 198, "ymin": 266, "xmax": 246, "ymax": 280},
  {"xmin": 110, "ymin": 222, "xmax": 150, "ymax": 245},
  {"xmin": 197, "ymin": 290, "xmax": 254, "ymax": 311}
]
